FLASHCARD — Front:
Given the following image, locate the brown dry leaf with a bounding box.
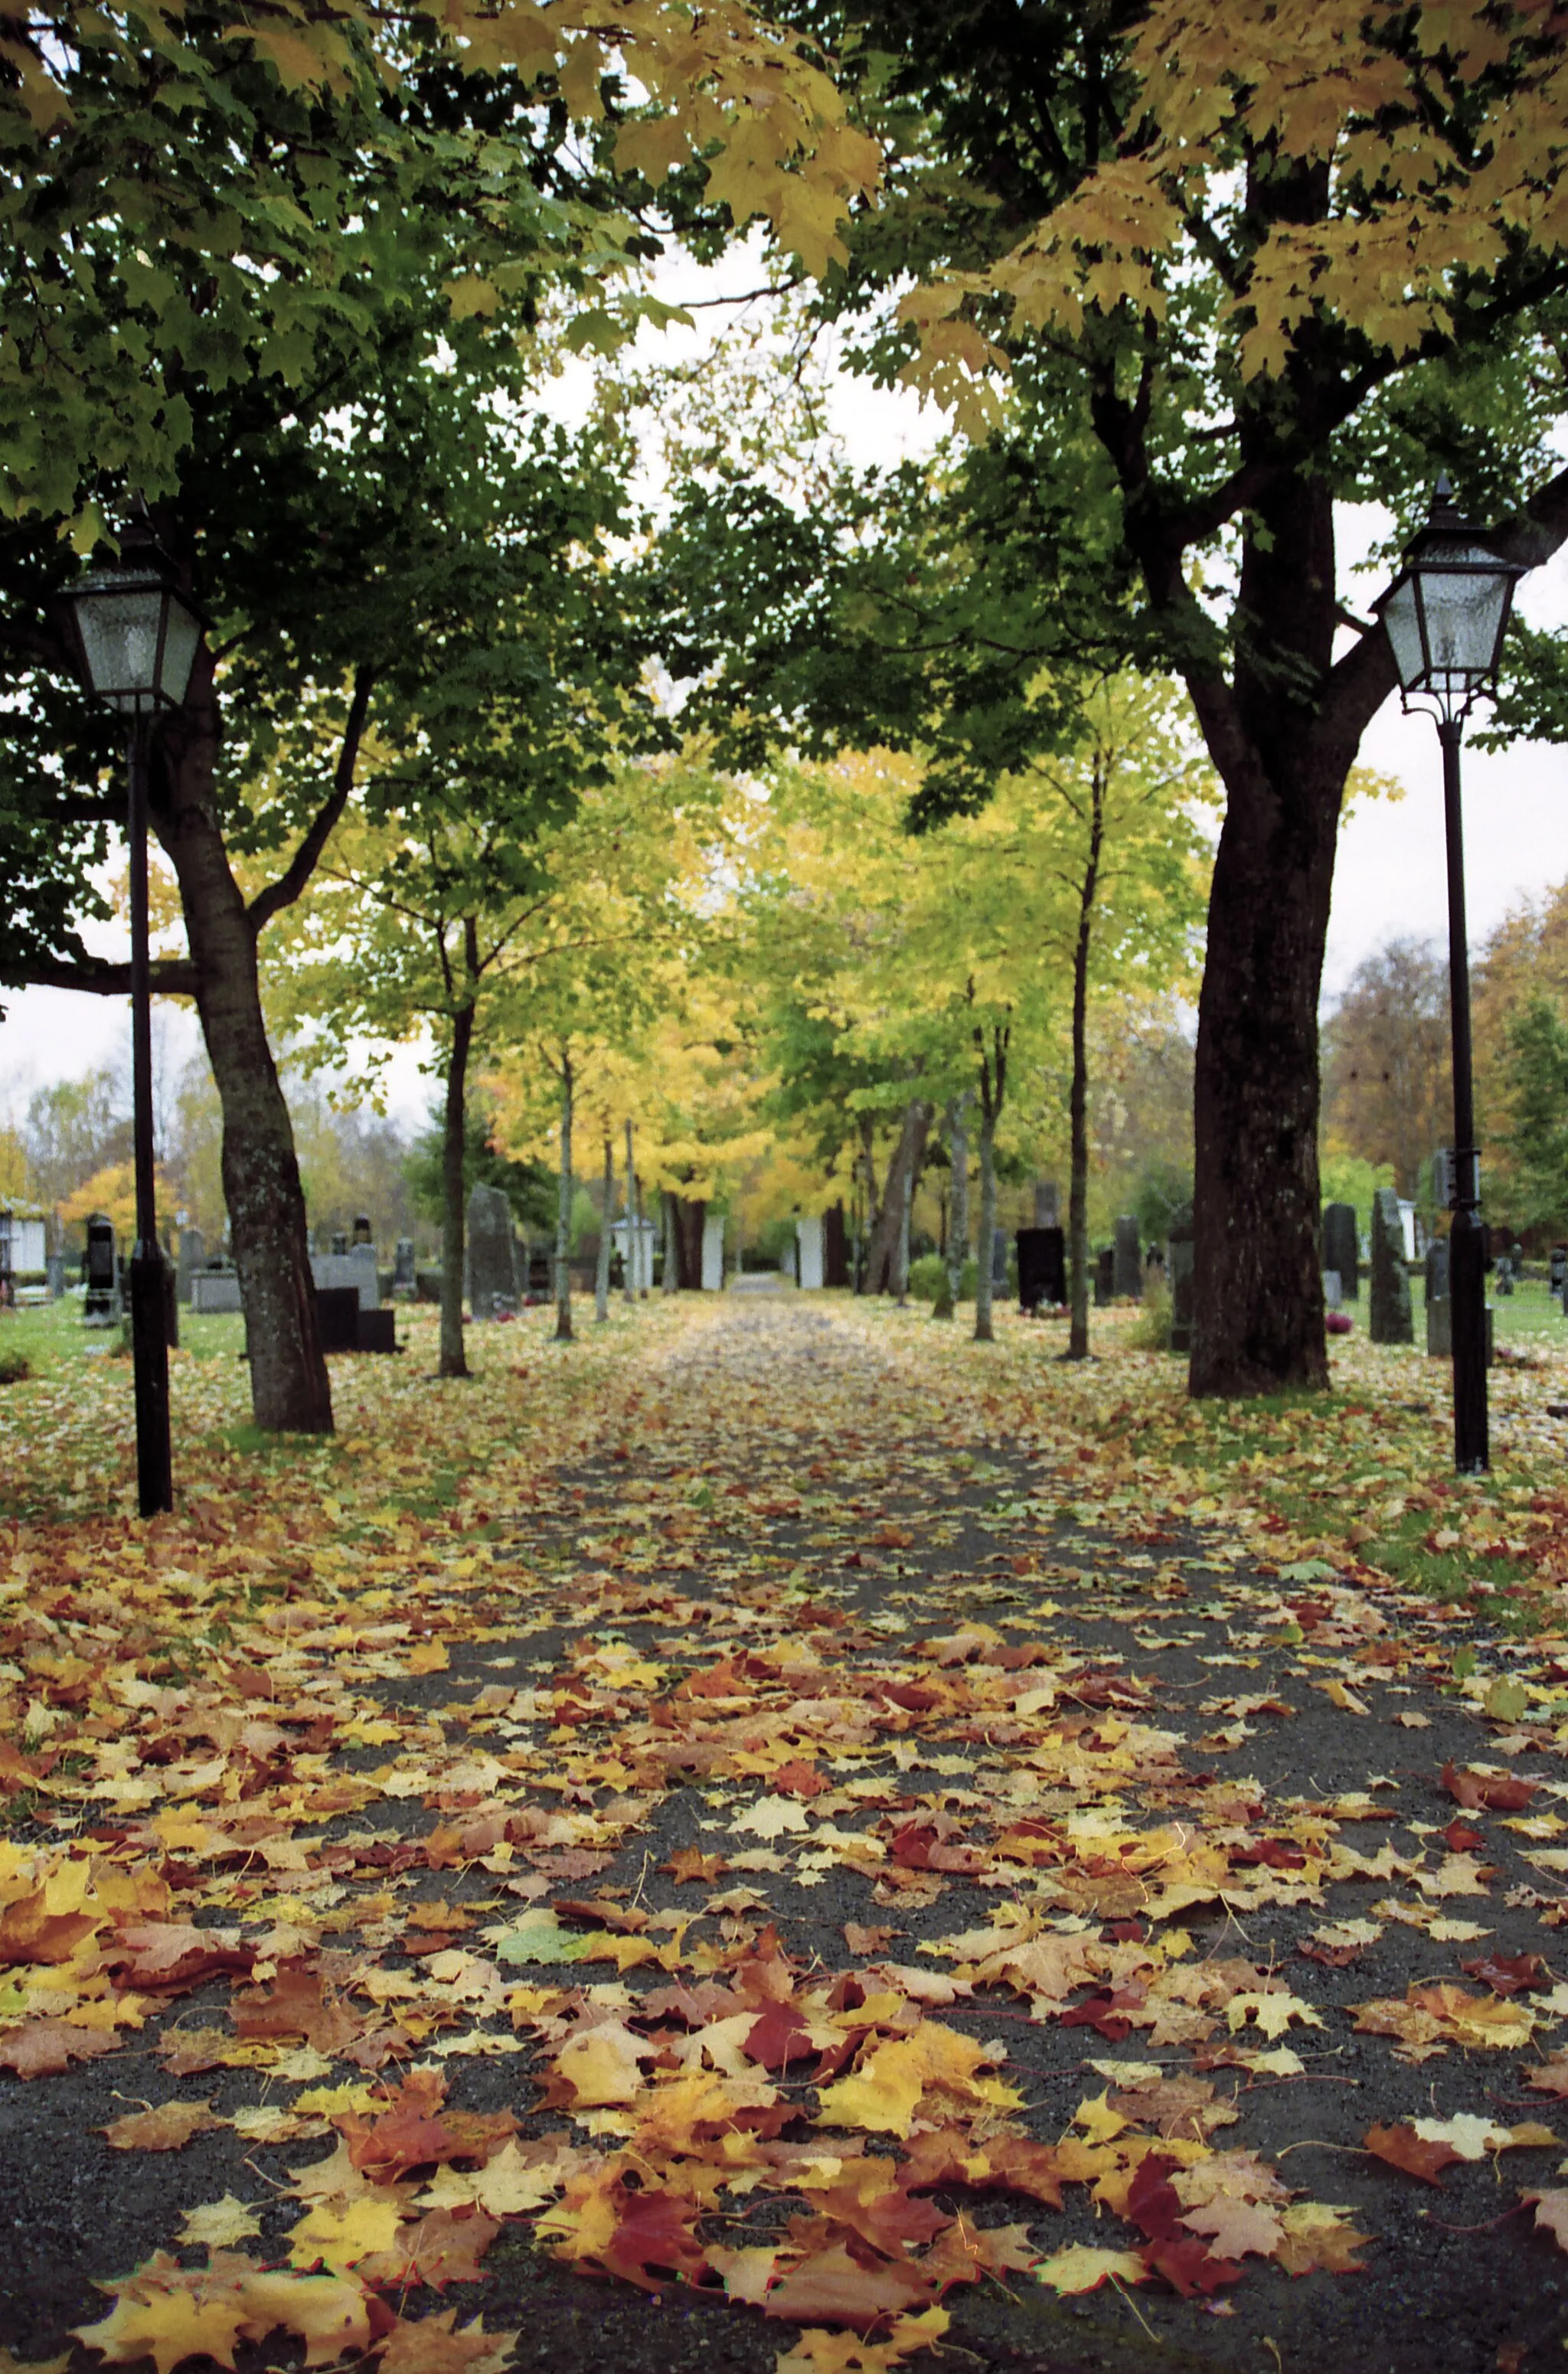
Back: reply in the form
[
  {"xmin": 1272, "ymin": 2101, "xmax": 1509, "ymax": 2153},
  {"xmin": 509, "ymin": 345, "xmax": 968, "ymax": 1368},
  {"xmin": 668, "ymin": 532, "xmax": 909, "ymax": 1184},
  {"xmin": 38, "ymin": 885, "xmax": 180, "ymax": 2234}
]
[
  {"xmin": 376, "ymin": 2313, "xmax": 520, "ymax": 2374},
  {"xmin": 101, "ymin": 2098, "xmax": 224, "ymax": 2152},
  {"xmin": 358, "ymin": 2209, "xmax": 501, "ymax": 2288},
  {"xmin": 0, "ymin": 2020, "xmax": 118, "ymax": 2080},
  {"xmin": 1364, "ymin": 2123, "xmax": 1462, "ymax": 2186}
]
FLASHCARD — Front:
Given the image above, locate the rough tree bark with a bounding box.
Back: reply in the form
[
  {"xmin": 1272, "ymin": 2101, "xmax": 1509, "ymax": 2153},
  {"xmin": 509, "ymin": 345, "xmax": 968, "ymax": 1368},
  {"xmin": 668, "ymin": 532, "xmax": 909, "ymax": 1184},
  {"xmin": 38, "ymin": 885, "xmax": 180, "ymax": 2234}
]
[
  {"xmin": 595, "ymin": 1133, "xmax": 612, "ymax": 1322},
  {"xmin": 554, "ymin": 1052, "xmax": 574, "ymax": 1344},
  {"xmin": 1067, "ymin": 765, "xmax": 1105, "ymax": 1362},
  {"xmin": 972, "ymin": 1024, "xmax": 1008, "ymax": 1345},
  {"xmin": 623, "ymin": 1120, "xmax": 637, "ymax": 1307},
  {"xmin": 864, "ymin": 1101, "xmax": 931, "ymax": 1295},
  {"xmin": 438, "ymin": 993, "xmax": 475, "ymax": 1380},
  {"xmin": 158, "ymin": 653, "xmax": 373, "ymax": 1431},
  {"xmin": 662, "ymin": 1187, "xmax": 678, "ymax": 1295},
  {"xmin": 939, "ymin": 1092, "xmax": 972, "ymax": 1318}
]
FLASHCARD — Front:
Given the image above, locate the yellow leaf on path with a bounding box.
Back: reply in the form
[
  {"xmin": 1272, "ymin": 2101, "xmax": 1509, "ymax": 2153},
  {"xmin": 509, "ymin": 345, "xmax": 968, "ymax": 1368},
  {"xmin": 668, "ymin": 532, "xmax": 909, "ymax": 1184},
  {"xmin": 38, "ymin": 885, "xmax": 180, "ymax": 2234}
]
[
  {"xmin": 1411, "ymin": 2115, "xmax": 1557, "ymax": 2160},
  {"xmin": 407, "ymin": 1640, "xmax": 449, "ymax": 1674},
  {"xmin": 73, "ymin": 2287, "xmax": 247, "ymax": 2374},
  {"xmin": 1273, "ymin": 2202, "xmax": 1371, "ymax": 2276},
  {"xmin": 287, "ymin": 2194, "xmax": 405, "ymax": 2272},
  {"xmin": 0, "ymin": 2354, "xmax": 72, "ymax": 2374},
  {"xmin": 773, "ymin": 2307, "xmax": 950, "ymax": 2371},
  {"xmin": 556, "ymin": 2018, "xmax": 648, "ymax": 2108},
  {"xmin": 732, "ymin": 1795, "xmax": 812, "ymax": 1840},
  {"xmin": 377, "ymin": 2312, "xmax": 519, "ymax": 2374},
  {"xmin": 1225, "ymin": 1989, "xmax": 1323, "ymax": 2040},
  {"xmin": 815, "ymin": 2024, "xmax": 1018, "ymax": 2139},
  {"xmin": 1035, "ymin": 2245, "xmax": 1149, "ymax": 2295},
  {"xmin": 176, "ymin": 2197, "xmax": 264, "ymax": 2250},
  {"xmin": 1071, "ymin": 2091, "xmax": 1129, "ymax": 2146}
]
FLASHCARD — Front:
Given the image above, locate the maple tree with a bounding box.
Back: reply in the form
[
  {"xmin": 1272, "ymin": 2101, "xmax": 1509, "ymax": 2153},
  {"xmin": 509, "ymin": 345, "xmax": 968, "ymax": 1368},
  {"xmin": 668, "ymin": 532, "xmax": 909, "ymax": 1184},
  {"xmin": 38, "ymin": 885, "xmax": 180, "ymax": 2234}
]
[
  {"xmin": 747, "ymin": 0, "xmax": 1568, "ymax": 1396},
  {"xmin": 0, "ymin": 0, "xmax": 878, "ymax": 1432}
]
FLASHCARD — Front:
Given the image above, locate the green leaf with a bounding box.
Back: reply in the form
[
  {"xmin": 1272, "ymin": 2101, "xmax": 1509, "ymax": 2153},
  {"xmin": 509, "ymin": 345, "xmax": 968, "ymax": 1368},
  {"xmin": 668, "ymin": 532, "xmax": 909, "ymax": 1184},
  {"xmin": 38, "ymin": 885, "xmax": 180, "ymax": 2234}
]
[
  {"xmin": 1484, "ymin": 1677, "xmax": 1529, "ymax": 1724},
  {"xmin": 494, "ymin": 1911, "xmax": 596, "ymax": 1966}
]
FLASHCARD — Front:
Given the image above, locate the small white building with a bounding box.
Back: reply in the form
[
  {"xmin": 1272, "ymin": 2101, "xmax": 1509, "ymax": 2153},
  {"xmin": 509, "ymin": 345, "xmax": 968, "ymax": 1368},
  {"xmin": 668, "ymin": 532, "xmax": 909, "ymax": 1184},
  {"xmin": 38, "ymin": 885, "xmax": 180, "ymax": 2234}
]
[{"xmin": 0, "ymin": 1206, "xmax": 47, "ymax": 1275}]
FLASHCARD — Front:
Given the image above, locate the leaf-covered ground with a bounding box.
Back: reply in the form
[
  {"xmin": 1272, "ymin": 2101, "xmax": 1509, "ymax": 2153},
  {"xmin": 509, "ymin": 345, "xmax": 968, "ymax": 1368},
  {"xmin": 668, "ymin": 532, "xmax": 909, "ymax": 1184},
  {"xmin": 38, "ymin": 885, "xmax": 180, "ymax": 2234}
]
[{"xmin": 5, "ymin": 1291, "xmax": 1568, "ymax": 2373}]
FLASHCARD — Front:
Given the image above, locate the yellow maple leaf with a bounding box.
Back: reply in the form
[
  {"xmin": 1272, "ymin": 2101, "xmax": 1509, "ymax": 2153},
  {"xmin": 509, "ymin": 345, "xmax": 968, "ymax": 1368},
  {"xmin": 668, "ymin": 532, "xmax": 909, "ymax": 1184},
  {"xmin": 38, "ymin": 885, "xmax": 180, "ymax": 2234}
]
[
  {"xmin": 73, "ymin": 2287, "xmax": 247, "ymax": 2374},
  {"xmin": 1035, "ymin": 2245, "xmax": 1149, "ymax": 2295},
  {"xmin": 556, "ymin": 2018, "xmax": 648, "ymax": 2108},
  {"xmin": 287, "ymin": 2194, "xmax": 406, "ymax": 2273},
  {"xmin": 176, "ymin": 2197, "xmax": 264, "ymax": 2251}
]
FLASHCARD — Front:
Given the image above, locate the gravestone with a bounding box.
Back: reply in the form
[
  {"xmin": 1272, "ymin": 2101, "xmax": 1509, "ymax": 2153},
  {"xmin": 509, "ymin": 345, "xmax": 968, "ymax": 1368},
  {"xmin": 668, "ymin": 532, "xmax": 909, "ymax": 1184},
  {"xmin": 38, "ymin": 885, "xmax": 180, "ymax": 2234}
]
[
  {"xmin": 309, "ymin": 1253, "xmax": 379, "ymax": 1313},
  {"xmin": 1112, "ymin": 1215, "xmax": 1142, "ymax": 1300},
  {"xmin": 176, "ymin": 1226, "xmax": 205, "ymax": 1305},
  {"xmin": 83, "ymin": 1214, "xmax": 119, "ymax": 1325},
  {"xmin": 1553, "ymin": 1245, "xmax": 1568, "ymax": 1307},
  {"xmin": 1493, "ymin": 1255, "xmax": 1515, "ymax": 1296},
  {"xmin": 1033, "ymin": 1180, "xmax": 1060, "ymax": 1227},
  {"xmin": 1016, "ymin": 1226, "xmax": 1066, "ymax": 1312},
  {"xmin": 1322, "ymin": 1203, "xmax": 1359, "ymax": 1301},
  {"xmin": 44, "ymin": 1252, "xmax": 66, "ymax": 1298},
  {"xmin": 393, "ymin": 1237, "xmax": 416, "ymax": 1297},
  {"xmin": 1369, "ymin": 1187, "xmax": 1414, "ymax": 1344},
  {"xmin": 191, "ymin": 1266, "xmax": 241, "ymax": 1314},
  {"xmin": 795, "ymin": 1214, "xmax": 825, "ymax": 1291},
  {"xmin": 1168, "ymin": 1221, "xmax": 1194, "ymax": 1354},
  {"xmin": 1511, "ymin": 1243, "xmax": 1525, "ymax": 1278},
  {"xmin": 611, "ymin": 1217, "xmax": 658, "ymax": 1294},
  {"xmin": 330, "ymin": 1231, "xmax": 348, "ymax": 1256},
  {"xmin": 352, "ymin": 1213, "xmax": 373, "ymax": 1246},
  {"xmin": 701, "ymin": 1212, "xmax": 726, "ymax": 1292},
  {"xmin": 1426, "ymin": 1238, "xmax": 1450, "ymax": 1305},
  {"xmin": 990, "ymin": 1229, "xmax": 1008, "ymax": 1291},
  {"xmin": 467, "ymin": 1184, "xmax": 516, "ymax": 1319},
  {"xmin": 1094, "ymin": 1246, "xmax": 1114, "ymax": 1308},
  {"xmin": 1322, "ymin": 1269, "xmax": 1343, "ymax": 1311}
]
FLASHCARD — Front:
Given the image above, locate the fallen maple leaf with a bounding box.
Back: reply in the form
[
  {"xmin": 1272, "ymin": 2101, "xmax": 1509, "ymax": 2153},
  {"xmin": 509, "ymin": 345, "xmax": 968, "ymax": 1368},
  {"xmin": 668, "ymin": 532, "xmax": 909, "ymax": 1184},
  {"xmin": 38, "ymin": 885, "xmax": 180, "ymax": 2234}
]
[
  {"xmin": 376, "ymin": 2312, "xmax": 519, "ymax": 2374},
  {"xmin": 0, "ymin": 2020, "xmax": 118, "ymax": 2079},
  {"xmin": 1035, "ymin": 2244, "xmax": 1149, "ymax": 2295},
  {"xmin": 1442, "ymin": 1763, "xmax": 1538, "ymax": 1813},
  {"xmin": 176, "ymin": 2198, "xmax": 263, "ymax": 2251},
  {"xmin": 1364, "ymin": 2123, "xmax": 1462, "ymax": 2186},
  {"xmin": 101, "ymin": 2099, "xmax": 224, "ymax": 2152}
]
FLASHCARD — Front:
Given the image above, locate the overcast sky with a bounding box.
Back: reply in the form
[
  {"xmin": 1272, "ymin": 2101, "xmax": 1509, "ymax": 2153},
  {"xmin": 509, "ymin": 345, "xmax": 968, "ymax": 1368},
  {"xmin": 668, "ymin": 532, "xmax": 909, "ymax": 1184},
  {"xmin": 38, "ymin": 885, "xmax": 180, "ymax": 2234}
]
[{"xmin": 4, "ymin": 269, "xmax": 1566, "ymax": 1129}]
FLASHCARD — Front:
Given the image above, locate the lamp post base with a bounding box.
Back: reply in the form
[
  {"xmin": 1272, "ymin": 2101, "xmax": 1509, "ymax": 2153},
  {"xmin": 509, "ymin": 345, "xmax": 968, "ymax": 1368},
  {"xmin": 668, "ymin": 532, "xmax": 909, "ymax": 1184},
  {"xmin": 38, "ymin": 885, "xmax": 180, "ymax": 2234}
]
[
  {"xmin": 130, "ymin": 1244, "xmax": 173, "ymax": 1517},
  {"xmin": 1449, "ymin": 1205, "xmax": 1489, "ymax": 1474}
]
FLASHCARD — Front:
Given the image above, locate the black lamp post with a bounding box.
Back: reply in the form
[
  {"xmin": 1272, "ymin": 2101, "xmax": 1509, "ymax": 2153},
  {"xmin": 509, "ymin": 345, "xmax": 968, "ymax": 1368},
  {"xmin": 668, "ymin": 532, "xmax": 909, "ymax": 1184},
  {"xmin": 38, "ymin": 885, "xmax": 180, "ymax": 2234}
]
[
  {"xmin": 67, "ymin": 524, "xmax": 202, "ymax": 1517},
  {"xmin": 1374, "ymin": 477, "xmax": 1529, "ymax": 1475}
]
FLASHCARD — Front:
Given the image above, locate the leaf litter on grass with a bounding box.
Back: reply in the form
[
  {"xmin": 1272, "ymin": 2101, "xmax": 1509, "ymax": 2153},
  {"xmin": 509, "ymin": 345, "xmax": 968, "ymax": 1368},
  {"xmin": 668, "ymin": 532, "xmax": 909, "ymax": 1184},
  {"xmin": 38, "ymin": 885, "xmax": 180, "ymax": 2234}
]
[{"xmin": 6, "ymin": 1298, "xmax": 1568, "ymax": 2368}]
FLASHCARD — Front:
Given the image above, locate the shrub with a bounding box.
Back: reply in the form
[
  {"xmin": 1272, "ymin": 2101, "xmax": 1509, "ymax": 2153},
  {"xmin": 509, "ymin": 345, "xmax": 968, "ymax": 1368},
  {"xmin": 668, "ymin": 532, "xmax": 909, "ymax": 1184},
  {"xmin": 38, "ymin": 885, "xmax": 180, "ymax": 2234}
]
[
  {"xmin": 1129, "ymin": 1272, "xmax": 1174, "ymax": 1350},
  {"xmin": 908, "ymin": 1253, "xmax": 979, "ymax": 1303}
]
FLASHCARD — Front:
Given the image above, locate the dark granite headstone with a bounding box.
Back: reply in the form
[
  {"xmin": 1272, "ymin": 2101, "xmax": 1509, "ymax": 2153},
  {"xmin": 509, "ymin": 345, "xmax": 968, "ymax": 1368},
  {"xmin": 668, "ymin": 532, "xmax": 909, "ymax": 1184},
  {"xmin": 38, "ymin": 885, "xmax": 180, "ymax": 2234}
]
[
  {"xmin": 1370, "ymin": 1188, "xmax": 1414, "ymax": 1344},
  {"xmin": 1168, "ymin": 1222, "xmax": 1194, "ymax": 1354},
  {"xmin": 330, "ymin": 1231, "xmax": 349, "ymax": 1256},
  {"xmin": 1322, "ymin": 1203, "xmax": 1359, "ymax": 1301},
  {"xmin": 991, "ymin": 1229, "xmax": 1008, "ymax": 1289},
  {"xmin": 352, "ymin": 1213, "xmax": 373, "ymax": 1246},
  {"xmin": 1426, "ymin": 1238, "xmax": 1450, "ymax": 1304},
  {"xmin": 1494, "ymin": 1256, "xmax": 1515, "ymax": 1295},
  {"xmin": 1094, "ymin": 1246, "xmax": 1114, "ymax": 1308},
  {"xmin": 1552, "ymin": 1244, "xmax": 1568, "ymax": 1305},
  {"xmin": 1016, "ymin": 1226, "xmax": 1065, "ymax": 1311},
  {"xmin": 315, "ymin": 1285, "xmax": 361, "ymax": 1353},
  {"xmin": 1112, "ymin": 1216, "xmax": 1142, "ymax": 1300},
  {"xmin": 393, "ymin": 1237, "xmax": 416, "ymax": 1295},
  {"xmin": 83, "ymin": 1213, "xmax": 119, "ymax": 1325},
  {"xmin": 468, "ymin": 1184, "xmax": 517, "ymax": 1319}
]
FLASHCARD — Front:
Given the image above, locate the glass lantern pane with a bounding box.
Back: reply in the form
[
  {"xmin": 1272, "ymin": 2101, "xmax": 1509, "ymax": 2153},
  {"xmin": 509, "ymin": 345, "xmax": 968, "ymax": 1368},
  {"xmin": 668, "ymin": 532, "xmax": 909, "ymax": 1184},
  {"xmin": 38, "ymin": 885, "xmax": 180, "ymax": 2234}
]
[
  {"xmin": 157, "ymin": 601, "xmax": 201, "ymax": 705},
  {"xmin": 1380, "ymin": 573, "xmax": 1426, "ymax": 689},
  {"xmin": 74, "ymin": 583, "xmax": 168, "ymax": 713},
  {"xmin": 1416, "ymin": 542, "xmax": 1511, "ymax": 683}
]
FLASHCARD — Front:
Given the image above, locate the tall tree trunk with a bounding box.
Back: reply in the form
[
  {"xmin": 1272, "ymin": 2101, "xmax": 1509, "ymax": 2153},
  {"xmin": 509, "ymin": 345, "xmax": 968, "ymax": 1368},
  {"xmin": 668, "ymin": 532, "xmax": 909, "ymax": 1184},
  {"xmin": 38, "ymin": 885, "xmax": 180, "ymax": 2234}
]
[
  {"xmin": 1185, "ymin": 473, "xmax": 1341, "ymax": 1395},
  {"xmin": 554, "ymin": 1053, "xmax": 574, "ymax": 1344},
  {"xmin": 972, "ymin": 1024, "xmax": 1008, "ymax": 1345},
  {"xmin": 864, "ymin": 1101, "xmax": 931, "ymax": 1295},
  {"xmin": 662, "ymin": 1187, "xmax": 678, "ymax": 1295},
  {"xmin": 157, "ymin": 666, "xmax": 332, "ymax": 1432},
  {"xmin": 946, "ymin": 1092, "xmax": 972, "ymax": 1308},
  {"xmin": 974, "ymin": 1105, "xmax": 998, "ymax": 1344},
  {"xmin": 439, "ymin": 1000, "xmax": 475, "ymax": 1380},
  {"xmin": 623, "ymin": 1120, "xmax": 637, "ymax": 1306},
  {"xmin": 595, "ymin": 1131, "xmax": 612, "ymax": 1322},
  {"xmin": 852, "ymin": 1114, "xmax": 875, "ymax": 1293},
  {"xmin": 1067, "ymin": 767, "xmax": 1105, "ymax": 1361}
]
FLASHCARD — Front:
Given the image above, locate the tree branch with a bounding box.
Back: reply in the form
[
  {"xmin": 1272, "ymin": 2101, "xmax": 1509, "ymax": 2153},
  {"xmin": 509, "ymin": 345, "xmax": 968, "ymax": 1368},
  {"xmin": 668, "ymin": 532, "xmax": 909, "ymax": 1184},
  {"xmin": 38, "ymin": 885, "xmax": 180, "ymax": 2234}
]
[
  {"xmin": 7, "ymin": 954, "xmax": 198, "ymax": 997},
  {"xmin": 247, "ymin": 665, "xmax": 374, "ymax": 936}
]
